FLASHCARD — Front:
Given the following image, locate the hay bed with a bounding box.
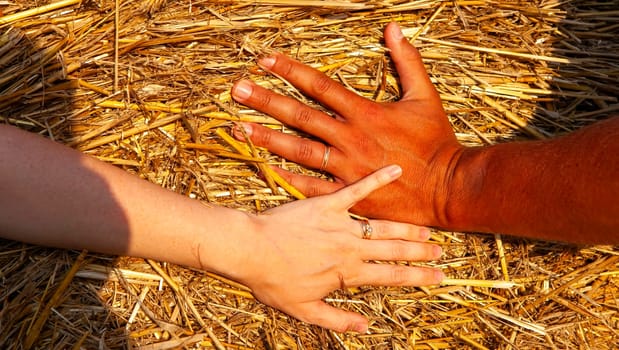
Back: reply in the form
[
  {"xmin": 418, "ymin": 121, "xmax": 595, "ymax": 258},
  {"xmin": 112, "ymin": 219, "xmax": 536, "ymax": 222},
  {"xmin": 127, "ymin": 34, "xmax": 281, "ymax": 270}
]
[{"xmin": 1, "ymin": 0, "xmax": 618, "ymax": 349}]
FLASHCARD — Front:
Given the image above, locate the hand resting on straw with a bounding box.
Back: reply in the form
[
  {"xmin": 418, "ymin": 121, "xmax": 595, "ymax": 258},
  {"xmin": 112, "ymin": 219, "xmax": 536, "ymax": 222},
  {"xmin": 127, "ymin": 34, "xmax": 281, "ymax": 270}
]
[
  {"xmin": 0, "ymin": 124, "xmax": 443, "ymax": 333},
  {"xmin": 231, "ymin": 22, "xmax": 619, "ymax": 244}
]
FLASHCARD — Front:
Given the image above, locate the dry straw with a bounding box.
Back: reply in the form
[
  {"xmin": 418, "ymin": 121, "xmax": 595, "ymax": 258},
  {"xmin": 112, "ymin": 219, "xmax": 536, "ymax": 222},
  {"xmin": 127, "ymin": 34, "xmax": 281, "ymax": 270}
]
[{"xmin": 1, "ymin": 0, "xmax": 618, "ymax": 349}]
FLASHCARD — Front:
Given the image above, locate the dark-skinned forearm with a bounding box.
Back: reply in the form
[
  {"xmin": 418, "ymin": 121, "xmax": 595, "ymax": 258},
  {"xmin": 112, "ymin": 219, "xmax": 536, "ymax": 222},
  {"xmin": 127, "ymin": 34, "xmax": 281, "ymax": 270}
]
[{"xmin": 447, "ymin": 117, "xmax": 619, "ymax": 243}]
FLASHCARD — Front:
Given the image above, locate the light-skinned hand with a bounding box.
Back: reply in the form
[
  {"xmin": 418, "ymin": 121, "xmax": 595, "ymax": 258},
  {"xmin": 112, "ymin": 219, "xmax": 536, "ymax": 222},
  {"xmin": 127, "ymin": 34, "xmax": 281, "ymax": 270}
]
[{"xmin": 236, "ymin": 165, "xmax": 443, "ymax": 333}]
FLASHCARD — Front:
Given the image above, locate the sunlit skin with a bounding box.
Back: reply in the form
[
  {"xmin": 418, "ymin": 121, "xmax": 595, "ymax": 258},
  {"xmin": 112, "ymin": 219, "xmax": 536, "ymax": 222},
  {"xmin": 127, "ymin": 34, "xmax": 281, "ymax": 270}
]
[
  {"xmin": 0, "ymin": 123, "xmax": 444, "ymax": 333},
  {"xmin": 231, "ymin": 22, "xmax": 619, "ymax": 244}
]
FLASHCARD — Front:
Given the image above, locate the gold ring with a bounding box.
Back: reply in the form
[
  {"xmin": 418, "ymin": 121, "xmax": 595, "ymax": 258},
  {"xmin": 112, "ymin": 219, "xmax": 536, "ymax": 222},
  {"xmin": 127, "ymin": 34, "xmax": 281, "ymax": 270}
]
[
  {"xmin": 360, "ymin": 219, "xmax": 373, "ymax": 239},
  {"xmin": 319, "ymin": 145, "xmax": 331, "ymax": 172}
]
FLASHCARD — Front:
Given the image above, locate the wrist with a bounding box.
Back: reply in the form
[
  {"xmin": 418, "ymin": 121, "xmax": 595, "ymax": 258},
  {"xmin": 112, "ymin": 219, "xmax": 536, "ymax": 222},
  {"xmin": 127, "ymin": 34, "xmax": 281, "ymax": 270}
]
[
  {"xmin": 194, "ymin": 209, "xmax": 260, "ymax": 282},
  {"xmin": 442, "ymin": 146, "xmax": 490, "ymax": 232}
]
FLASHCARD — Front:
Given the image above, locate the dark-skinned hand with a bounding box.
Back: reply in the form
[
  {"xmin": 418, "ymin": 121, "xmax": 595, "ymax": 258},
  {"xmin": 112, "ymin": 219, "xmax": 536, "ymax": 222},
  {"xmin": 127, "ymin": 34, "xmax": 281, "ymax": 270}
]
[{"xmin": 231, "ymin": 22, "xmax": 464, "ymax": 228}]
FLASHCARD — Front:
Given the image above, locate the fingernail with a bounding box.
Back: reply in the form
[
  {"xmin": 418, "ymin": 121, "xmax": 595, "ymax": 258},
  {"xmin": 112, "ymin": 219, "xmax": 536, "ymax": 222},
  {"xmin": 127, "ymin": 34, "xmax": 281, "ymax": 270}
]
[
  {"xmin": 354, "ymin": 323, "xmax": 368, "ymax": 334},
  {"xmin": 240, "ymin": 123, "xmax": 253, "ymax": 137},
  {"xmin": 433, "ymin": 245, "xmax": 443, "ymax": 259},
  {"xmin": 233, "ymin": 123, "xmax": 253, "ymax": 139},
  {"xmin": 391, "ymin": 23, "xmax": 404, "ymax": 40},
  {"xmin": 434, "ymin": 270, "xmax": 445, "ymax": 283},
  {"xmin": 385, "ymin": 165, "xmax": 402, "ymax": 179},
  {"xmin": 233, "ymin": 80, "xmax": 253, "ymax": 100},
  {"xmin": 259, "ymin": 56, "xmax": 276, "ymax": 69},
  {"xmin": 420, "ymin": 227, "xmax": 431, "ymax": 241}
]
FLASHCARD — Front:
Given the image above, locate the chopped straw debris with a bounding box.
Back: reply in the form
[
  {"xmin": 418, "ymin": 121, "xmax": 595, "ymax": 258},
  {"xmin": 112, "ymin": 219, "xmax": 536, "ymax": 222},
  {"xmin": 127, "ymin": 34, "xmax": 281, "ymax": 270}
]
[{"xmin": 1, "ymin": 0, "xmax": 618, "ymax": 348}]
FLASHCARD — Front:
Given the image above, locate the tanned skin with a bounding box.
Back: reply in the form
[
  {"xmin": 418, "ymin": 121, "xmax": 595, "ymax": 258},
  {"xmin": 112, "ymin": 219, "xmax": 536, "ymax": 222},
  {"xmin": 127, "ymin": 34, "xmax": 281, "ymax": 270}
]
[{"xmin": 231, "ymin": 22, "xmax": 619, "ymax": 244}]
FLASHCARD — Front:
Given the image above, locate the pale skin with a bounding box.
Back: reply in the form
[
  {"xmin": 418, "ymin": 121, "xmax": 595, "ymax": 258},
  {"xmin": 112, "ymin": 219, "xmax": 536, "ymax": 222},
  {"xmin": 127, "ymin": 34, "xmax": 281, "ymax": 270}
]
[
  {"xmin": 231, "ymin": 22, "xmax": 619, "ymax": 244},
  {"xmin": 0, "ymin": 123, "xmax": 443, "ymax": 333}
]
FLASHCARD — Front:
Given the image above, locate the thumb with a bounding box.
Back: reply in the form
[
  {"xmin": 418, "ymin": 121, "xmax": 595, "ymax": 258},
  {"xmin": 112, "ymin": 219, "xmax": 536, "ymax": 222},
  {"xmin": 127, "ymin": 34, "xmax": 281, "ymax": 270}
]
[
  {"xmin": 297, "ymin": 301, "xmax": 369, "ymax": 333},
  {"xmin": 384, "ymin": 22, "xmax": 439, "ymax": 101}
]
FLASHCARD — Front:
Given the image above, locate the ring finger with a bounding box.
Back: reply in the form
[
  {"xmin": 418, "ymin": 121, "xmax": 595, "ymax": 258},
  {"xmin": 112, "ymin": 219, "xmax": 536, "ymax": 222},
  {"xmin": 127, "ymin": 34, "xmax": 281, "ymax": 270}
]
[
  {"xmin": 233, "ymin": 123, "xmax": 344, "ymax": 173},
  {"xmin": 351, "ymin": 219, "xmax": 431, "ymax": 242}
]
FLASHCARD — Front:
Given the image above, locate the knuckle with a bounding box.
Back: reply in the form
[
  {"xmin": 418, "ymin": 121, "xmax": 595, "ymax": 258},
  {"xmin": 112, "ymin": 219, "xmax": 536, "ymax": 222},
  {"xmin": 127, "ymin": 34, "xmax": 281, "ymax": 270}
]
[
  {"xmin": 296, "ymin": 140, "xmax": 315, "ymax": 162},
  {"xmin": 390, "ymin": 266, "xmax": 410, "ymax": 285},
  {"xmin": 332, "ymin": 238, "xmax": 351, "ymax": 256},
  {"xmin": 254, "ymin": 91, "xmax": 273, "ymax": 110},
  {"xmin": 349, "ymin": 104, "xmax": 382, "ymax": 154},
  {"xmin": 374, "ymin": 222, "xmax": 388, "ymax": 239},
  {"xmin": 390, "ymin": 242, "xmax": 407, "ymax": 260},
  {"xmin": 278, "ymin": 59, "xmax": 295, "ymax": 77},
  {"xmin": 347, "ymin": 182, "xmax": 365, "ymax": 200},
  {"xmin": 254, "ymin": 127, "xmax": 272, "ymax": 146},
  {"xmin": 336, "ymin": 320, "xmax": 355, "ymax": 333},
  {"xmin": 312, "ymin": 74, "xmax": 335, "ymax": 96},
  {"xmin": 353, "ymin": 134, "xmax": 373, "ymax": 155},
  {"xmin": 360, "ymin": 101, "xmax": 383, "ymax": 120},
  {"xmin": 305, "ymin": 181, "xmax": 322, "ymax": 197},
  {"xmin": 293, "ymin": 106, "xmax": 313, "ymax": 126},
  {"xmin": 279, "ymin": 171, "xmax": 295, "ymax": 184}
]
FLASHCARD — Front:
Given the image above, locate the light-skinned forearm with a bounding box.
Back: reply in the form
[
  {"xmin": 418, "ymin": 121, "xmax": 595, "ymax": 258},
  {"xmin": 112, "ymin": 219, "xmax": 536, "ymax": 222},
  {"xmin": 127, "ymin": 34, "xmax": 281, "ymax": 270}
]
[
  {"xmin": 448, "ymin": 117, "xmax": 619, "ymax": 243},
  {"xmin": 0, "ymin": 123, "xmax": 253, "ymax": 276}
]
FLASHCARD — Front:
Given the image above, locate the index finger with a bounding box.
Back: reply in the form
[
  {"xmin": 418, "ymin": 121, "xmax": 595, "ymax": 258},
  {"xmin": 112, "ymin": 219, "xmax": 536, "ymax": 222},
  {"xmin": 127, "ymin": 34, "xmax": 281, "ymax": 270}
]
[
  {"xmin": 332, "ymin": 164, "xmax": 402, "ymax": 209},
  {"xmin": 258, "ymin": 53, "xmax": 378, "ymax": 121}
]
